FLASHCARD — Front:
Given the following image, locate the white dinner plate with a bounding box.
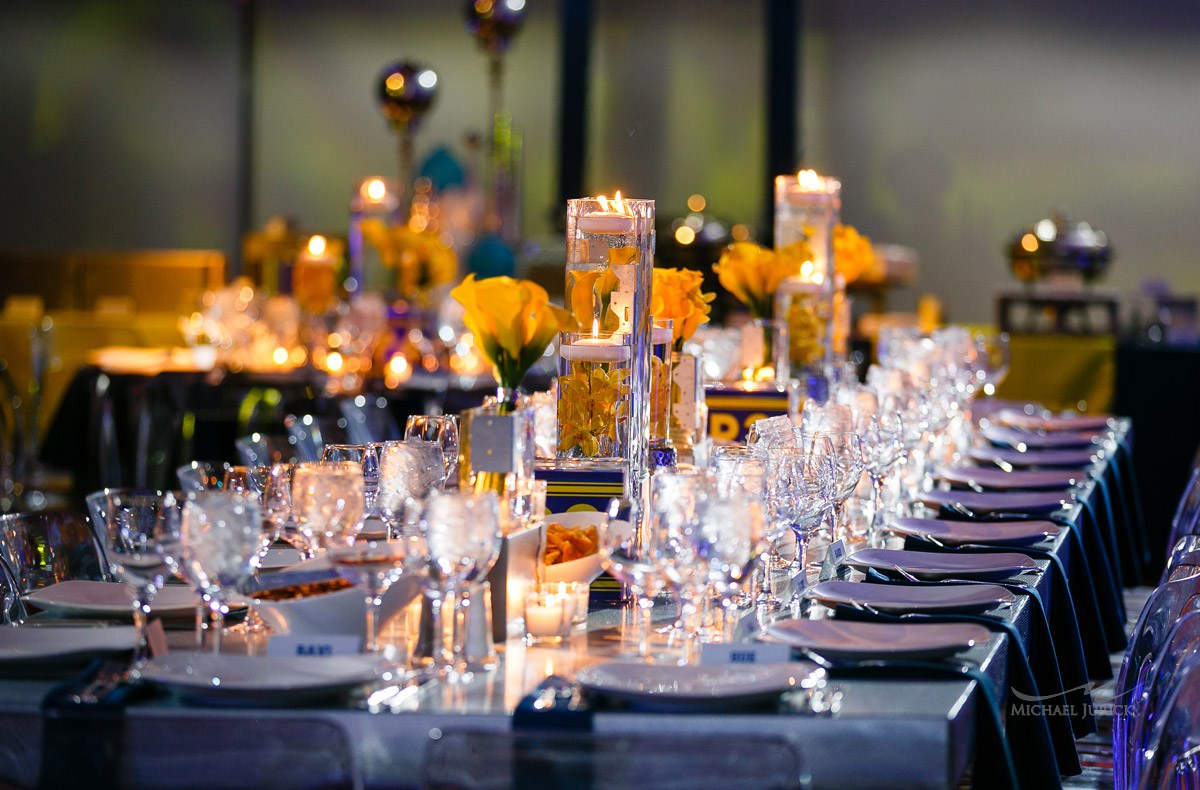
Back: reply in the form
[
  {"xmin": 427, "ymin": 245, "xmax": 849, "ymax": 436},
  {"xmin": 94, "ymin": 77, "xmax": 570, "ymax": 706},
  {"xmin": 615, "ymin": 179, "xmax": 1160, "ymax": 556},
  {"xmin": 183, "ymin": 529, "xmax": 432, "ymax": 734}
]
[
  {"xmin": 0, "ymin": 625, "xmax": 138, "ymax": 665},
  {"xmin": 576, "ymin": 662, "xmax": 812, "ymax": 712},
  {"xmin": 887, "ymin": 517, "xmax": 1061, "ymax": 547},
  {"xmin": 23, "ymin": 580, "xmax": 204, "ymax": 619},
  {"xmin": 844, "ymin": 548, "xmax": 1038, "ymax": 580},
  {"xmin": 140, "ymin": 653, "xmax": 386, "ymax": 706},
  {"xmin": 805, "ymin": 580, "xmax": 1015, "ymax": 614},
  {"xmin": 765, "ymin": 619, "xmax": 992, "ymax": 659}
]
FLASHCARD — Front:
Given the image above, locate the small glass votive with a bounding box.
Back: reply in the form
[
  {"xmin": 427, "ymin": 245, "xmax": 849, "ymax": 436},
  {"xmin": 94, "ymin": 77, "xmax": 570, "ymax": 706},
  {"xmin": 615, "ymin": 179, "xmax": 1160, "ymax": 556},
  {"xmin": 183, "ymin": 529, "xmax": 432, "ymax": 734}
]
[
  {"xmin": 523, "ymin": 588, "xmax": 577, "ymax": 645},
  {"xmin": 547, "ymin": 581, "xmax": 591, "ymax": 627}
]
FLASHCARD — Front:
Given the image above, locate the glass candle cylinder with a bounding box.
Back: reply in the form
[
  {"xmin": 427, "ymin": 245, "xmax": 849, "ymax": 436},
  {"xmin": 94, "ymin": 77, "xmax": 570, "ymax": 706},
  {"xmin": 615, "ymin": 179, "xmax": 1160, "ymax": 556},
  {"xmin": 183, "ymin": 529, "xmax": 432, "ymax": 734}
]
[
  {"xmin": 774, "ymin": 170, "xmax": 842, "ymax": 377},
  {"xmin": 564, "ymin": 195, "xmax": 654, "ymax": 482},
  {"xmin": 669, "ymin": 349, "xmax": 706, "ymax": 452},
  {"xmin": 348, "ymin": 176, "xmax": 403, "ymax": 296},
  {"xmin": 555, "ymin": 330, "xmax": 633, "ymax": 463},
  {"xmin": 649, "ymin": 319, "xmax": 674, "ymax": 449},
  {"xmin": 739, "ymin": 317, "xmax": 789, "ymax": 386}
]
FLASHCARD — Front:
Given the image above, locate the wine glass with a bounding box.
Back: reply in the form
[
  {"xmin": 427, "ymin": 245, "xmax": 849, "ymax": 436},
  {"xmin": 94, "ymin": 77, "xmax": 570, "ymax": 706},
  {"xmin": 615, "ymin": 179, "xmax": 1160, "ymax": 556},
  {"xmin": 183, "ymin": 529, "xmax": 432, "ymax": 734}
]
[
  {"xmin": 325, "ymin": 515, "xmax": 414, "ymax": 655},
  {"xmin": 694, "ymin": 490, "xmax": 767, "ymax": 643},
  {"xmin": 416, "ymin": 491, "xmax": 501, "ymax": 679},
  {"xmin": 92, "ymin": 488, "xmax": 182, "ymax": 664},
  {"xmin": 764, "ymin": 438, "xmax": 833, "ymax": 587},
  {"xmin": 601, "ymin": 496, "xmax": 662, "ymax": 658},
  {"xmin": 179, "ymin": 490, "xmax": 262, "ymax": 653},
  {"xmin": 974, "ymin": 331, "xmax": 1011, "ymax": 398},
  {"xmin": 857, "ymin": 411, "xmax": 907, "ymax": 545},
  {"xmin": 176, "ymin": 460, "xmax": 232, "ymax": 492},
  {"xmin": 222, "ymin": 465, "xmax": 264, "ymax": 498},
  {"xmin": 290, "ymin": 461, "xmax": 366, "ymax": 554},
  {"xmin": 805, "ymin": 429, "xmax": 865, "ymax": 544},
  {"xmin": 404, "ymin": 415, "xmax": 460, "ymax": 488}
]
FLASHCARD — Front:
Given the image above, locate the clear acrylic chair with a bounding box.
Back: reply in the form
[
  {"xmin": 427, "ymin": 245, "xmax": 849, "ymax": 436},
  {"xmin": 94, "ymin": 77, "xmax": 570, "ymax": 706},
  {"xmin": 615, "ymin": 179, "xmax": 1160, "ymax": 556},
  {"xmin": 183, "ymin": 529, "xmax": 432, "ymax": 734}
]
[
  {"xmin": 1125, "ymin": 610, "xmax": 1200, "ymax": 788},
  {"xmin": 1163, "ymin": 467, "xmax": 1200, "ymax": 567},
  {"xmin": 1114, "ymin": 575, "xmax": 1200, "ymax": 787},
  {"xmin": 1134, "ymin": 644, "xmax": 1200, "ymax": 789},
  {"xmin": 0, "ymin": 509, "xmax": 111, "ymax": 593},
  {"xmin": 339, "ymin": 395, "xmax": 402, "ymax": 445},
  {"xmin": 235, "ymin": 432, "xmax": 298, "ymax": 467},
  {"xmin": 422, "ymin": 729, "xmax": 810, "ymax": 790}
]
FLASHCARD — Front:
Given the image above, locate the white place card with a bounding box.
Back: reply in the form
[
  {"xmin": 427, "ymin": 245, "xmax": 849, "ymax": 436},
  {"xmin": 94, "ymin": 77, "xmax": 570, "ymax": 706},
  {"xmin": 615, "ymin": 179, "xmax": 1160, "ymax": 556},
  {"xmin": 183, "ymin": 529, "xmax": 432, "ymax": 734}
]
[
  {"xmin": 470, "ymin": 414, "xmax": 516, "ymax": 473},
  {"xmin": 818, "ymin": 539, "xmax": 846, "ymax": 582},
  {"xmin": 267, "ymin": 634, "xmax": 361, "ymax": 658},
  {"xmin": 700, "ymin": 642, "xmax": 792, "ymax": 666}
]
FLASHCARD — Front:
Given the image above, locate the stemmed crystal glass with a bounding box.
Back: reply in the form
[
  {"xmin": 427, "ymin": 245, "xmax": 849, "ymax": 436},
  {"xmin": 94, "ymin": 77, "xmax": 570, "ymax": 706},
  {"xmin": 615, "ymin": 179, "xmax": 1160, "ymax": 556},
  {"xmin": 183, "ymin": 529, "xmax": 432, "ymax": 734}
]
[
  {"xmin": 857, "ymin": 411, "xmax": 907, "ymax": 544},
  {"xmin": 90, "ymin": 488, "xmax": 182, "ymax": 664},
  {"xmin": 179, "ymin": 490, "xmax": 262, "ymax": 653},
  {"xmin": 417, "ymin": 491, "xmax": 501, "ymax": 679},
  {"xmin": 973, "ymin": 331, "xmax": 1011, "ymax": 398},
  {"xmin": 404, "ymin": 415, "xmax": 460, "ymax": 489},
  {"xmin": 805, "ymin": 429, "xmax": 865, "ymax": 544},
  {"xmin": 601, "ymin": 496, "xmax": 662, "ymax": 658},
  {"xmin": 693, "ymin": 490, "xmax": 766, "ymax": 644},
  {"xmin": 325, "ymin": 511, "xmax": 410, "ymax": 655},
  {"xmin": 764, "ymin": 438, "xmax": 834, "ymax": 586},
  {"xmin": 290, "ymin": 461, "xmax": 366, "ymax": 554}
]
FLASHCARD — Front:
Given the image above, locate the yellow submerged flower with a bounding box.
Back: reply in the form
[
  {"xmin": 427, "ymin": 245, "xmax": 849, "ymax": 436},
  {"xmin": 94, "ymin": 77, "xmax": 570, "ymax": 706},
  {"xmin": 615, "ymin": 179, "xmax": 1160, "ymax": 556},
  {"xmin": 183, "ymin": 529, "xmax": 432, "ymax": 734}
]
[
  {"xmin": 651, "ymin": 267, "xmax": 715, "ymax": 349},
  {"xmin": 361, "ymin": 218, "xmax": 457, "ymax": 304},
  {"xmin": 451, "ymin": 274, "xmax": 575, "ymax": 389},
  {"xmin": 567, "ymin": 268, "xmax": 622, "ymax": 332},
  {"xmin": 557, "ymin": 362, "xmax": 630, "ymax": 457},
  {"xmin": 713, "ymin": 242, "xmax": 802, "ymax": 318}
]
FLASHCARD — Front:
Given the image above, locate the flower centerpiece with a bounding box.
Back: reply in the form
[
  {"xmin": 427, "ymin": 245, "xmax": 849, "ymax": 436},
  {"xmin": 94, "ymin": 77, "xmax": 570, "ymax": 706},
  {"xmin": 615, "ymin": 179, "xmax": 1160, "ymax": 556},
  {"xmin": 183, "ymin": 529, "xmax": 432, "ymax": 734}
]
[
  {"xmin": 651, "ymin": 266, "xmax": 716, "ymax": 449},
  {"xmin": 360, "ymin": 219, "xmax": 457, "ymax": 306},
  {"xmin": 833, "ymin": 223, "xmax": 880, "ymax": 286},
  {"xmin": 714, "ymin": 241, "xmax": 809, "ymax": 383}
]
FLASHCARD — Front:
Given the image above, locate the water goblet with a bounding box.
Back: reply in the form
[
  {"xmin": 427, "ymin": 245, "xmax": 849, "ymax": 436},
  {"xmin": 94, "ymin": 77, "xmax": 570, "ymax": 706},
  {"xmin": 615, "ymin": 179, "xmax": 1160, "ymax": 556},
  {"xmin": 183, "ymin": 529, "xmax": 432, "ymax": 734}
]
[
  {"xmin": 417, "ymin": 491, "xmax": 501, "ymax": 680},
  {"xmin": 763, "ymin": 439, "xmax": 833, "ymax": 590},
  {"xmin": 325, "ymin": 520, "xmax": 413, "ymax": 655},
  {"xmin": 377, "ymin": 440, "xmax": 445, "ymax": 537},
  {"xmin": 601, "ymin": 496, "xmax": 662, "ymax": 658},
  {"xmin": 404, "ymin": 415, "xmax": 460, "ymax": 488},
  {"xmin": 694, "ymin": 491, "xmax": 767, "ymax": 643},
  {"xmin": 91, "ymin": 488, "xmax": 183, "ymax": 664},
  {"xmin": 179, "ymin": 490, "xmax": 262, "ymax": 653},
  {"xmin": 290, "ymin": 461, "xmax": 366, "ymax": 554},
  {"xmin": 804, "ymin": 429, "xmax": 865, "ymax": 544},
  {"xmin": 322, "ymin": 443, "xmax": 383, "ymax": 519}
]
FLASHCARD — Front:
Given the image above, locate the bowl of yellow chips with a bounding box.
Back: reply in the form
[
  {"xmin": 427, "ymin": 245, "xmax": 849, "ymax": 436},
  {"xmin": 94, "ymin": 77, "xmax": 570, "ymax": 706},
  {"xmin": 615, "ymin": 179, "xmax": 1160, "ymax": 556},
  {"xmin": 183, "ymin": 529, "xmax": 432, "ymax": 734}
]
[{"xmin": 540, "ymin": 511, "xmax": 633, "ymax": 585}]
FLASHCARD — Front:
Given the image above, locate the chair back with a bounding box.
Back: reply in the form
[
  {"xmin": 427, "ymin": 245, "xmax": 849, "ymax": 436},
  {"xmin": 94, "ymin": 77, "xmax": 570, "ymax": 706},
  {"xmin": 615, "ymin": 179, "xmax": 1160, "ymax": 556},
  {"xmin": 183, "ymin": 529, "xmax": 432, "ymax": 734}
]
[
  {"xmin": 339, "ymin": 396, "xmax": 401, "ymax": 445},
  {"xmin": 235, "ymin": 432, "xmax": 298, "ymax": 467},
  {"xmin": 1114, "ymin": 576, "xmax": 1200, "ymax": 786},
  {"xmin": 1164, "ymin": 467, "xmax": 1200, "ymax": 563},
  {"xmin": 1163, "ymin": 534, "xmax": 1200, "ymax": 585},
  {"xmin": 1135, "ymin": 645, "xmax": 1200, "ymax": 789},
  {"xmin": 1126, "ymin": 610, "xmax": 1200, "ymax": 788},
  {"xmin": 422, "ymin": 728, "xmax": 809, "ymax": 790},
  {"xmin": 284, "ymin": 414, "xmax": 348, "ymax": 462},
  {"xmin": 0, "ymin": 509, "xmax": 110, "ymax": 593}
]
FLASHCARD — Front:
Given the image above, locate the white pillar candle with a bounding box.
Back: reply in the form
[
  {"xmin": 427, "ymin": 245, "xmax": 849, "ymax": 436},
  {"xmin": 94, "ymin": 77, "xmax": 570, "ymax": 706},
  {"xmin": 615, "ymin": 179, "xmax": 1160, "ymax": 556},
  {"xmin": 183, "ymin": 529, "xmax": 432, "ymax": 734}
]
[{"xmin": 559, "ymin": 338, "xmax": 632, "ymax": 363}]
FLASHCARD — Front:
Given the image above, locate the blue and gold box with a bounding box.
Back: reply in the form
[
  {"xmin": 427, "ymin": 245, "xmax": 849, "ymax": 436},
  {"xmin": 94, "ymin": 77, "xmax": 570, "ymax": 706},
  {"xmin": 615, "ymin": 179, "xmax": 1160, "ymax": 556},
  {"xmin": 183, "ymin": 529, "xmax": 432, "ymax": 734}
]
[
  {"xmin": 705, "ymin": 384, "xmax": 793, "ymax": 443},
  {"xmin": 534, "ymin": 462, "xmax": 626, "ymax": 514}
]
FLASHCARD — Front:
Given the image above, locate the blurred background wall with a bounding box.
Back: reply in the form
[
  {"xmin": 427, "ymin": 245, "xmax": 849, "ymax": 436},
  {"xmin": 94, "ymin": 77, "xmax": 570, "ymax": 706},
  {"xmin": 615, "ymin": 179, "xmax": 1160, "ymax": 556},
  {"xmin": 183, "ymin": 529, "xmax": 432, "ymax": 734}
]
[{"xmin": 2, "ymin": 0, "xmax": 1198, "ymax": 325}]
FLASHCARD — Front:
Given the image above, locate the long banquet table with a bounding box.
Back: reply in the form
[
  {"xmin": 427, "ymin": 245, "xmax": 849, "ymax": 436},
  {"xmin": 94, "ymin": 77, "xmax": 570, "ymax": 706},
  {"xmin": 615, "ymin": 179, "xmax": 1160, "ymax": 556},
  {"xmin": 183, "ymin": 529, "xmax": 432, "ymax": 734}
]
[{"xmin": 0, "ymin": 420, "xmax": 1137, "ymax": 789}]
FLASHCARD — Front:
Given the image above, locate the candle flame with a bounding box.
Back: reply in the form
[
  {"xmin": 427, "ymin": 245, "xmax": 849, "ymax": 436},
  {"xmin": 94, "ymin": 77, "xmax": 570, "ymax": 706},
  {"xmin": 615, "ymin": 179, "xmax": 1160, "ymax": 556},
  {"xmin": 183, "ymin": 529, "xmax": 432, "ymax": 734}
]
[
  {"xmin": 364, "ymin": 178, "xmax": 387, "ymax": 201},
  {"xmin": 591, "ymin": 318, "xmax": 599, "ymax": 338},
  {"xmin": 307, "ymin": 234, "xmax": 327, "ymax": 256},
  {"xmin": 796, "ymin": 169, "xmax": 822, "ymax": 190},
  {"xmin": 594, "ymin": 191, "xmax": 632, "ymax": 215}
]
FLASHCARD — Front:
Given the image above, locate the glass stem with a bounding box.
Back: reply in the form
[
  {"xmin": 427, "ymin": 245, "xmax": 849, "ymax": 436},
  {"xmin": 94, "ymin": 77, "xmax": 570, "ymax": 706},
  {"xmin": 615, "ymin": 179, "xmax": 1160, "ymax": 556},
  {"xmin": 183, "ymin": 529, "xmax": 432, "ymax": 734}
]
[
  {"xmin": 363, "ymin": 578, "xmax": 380, "ymax": 653},
  {"xmin": 207, "ymin": 600, "xmax": 224, "ymax": 654},
  {"xmin": 131, "ymin": 594, "xmax": 149, "ymax": 663}
]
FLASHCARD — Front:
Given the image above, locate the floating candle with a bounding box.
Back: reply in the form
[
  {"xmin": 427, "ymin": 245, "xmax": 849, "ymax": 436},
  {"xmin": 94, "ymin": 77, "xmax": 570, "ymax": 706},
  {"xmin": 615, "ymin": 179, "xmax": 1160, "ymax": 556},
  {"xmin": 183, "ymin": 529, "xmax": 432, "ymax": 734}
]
[
  {"xmin": 559, "ymin": 337, "xmax": 632, "ymax": 363},
  {"xmin": 576, "ymin": 191, "xmax": 635, "ymax": 235}
]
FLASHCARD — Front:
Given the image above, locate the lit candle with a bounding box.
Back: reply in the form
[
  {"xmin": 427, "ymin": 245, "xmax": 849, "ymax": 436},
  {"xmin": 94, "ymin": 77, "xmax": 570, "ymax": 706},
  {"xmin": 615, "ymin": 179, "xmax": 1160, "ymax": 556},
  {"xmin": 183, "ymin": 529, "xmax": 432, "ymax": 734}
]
[
  {"xmin": 576, "ymin": 191, "xmax": 636, "ymax": 235},
  {"xmin": 524, "ymin": 591, "xmax": 574, "ymax": 641},
  {"xmin": 559, "ymin": 336, "xmax": 632, "ymax": 363}
]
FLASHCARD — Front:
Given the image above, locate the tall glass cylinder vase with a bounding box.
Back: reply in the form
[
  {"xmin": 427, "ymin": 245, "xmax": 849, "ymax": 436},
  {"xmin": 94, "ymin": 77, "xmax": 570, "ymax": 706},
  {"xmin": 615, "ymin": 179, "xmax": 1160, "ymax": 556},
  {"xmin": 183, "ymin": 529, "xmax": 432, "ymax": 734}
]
[
  {"xmin": 555, "ymin": 331, "xmax": 633, "ymax": 463},
  {"xmin": 774, "ymin": 170, "xmax": 842, "ymax": 392},
  {"xmin": 348, "ymin": 176, "xmax": 403, "ymax": 296},
  {"xmin": 669, "ymin": 349, "xmax": 706, "ymax": 454},
  {"xmin": 774, "ymin": 278, "xmax": 829, "ymax": 401},
  {"xmin": 564, "ymin": 196, "xmax": 654, "ymax": 488},
  {"xmin": 649, "ymin": 320, "xmax": 674, "ymax": 453}
]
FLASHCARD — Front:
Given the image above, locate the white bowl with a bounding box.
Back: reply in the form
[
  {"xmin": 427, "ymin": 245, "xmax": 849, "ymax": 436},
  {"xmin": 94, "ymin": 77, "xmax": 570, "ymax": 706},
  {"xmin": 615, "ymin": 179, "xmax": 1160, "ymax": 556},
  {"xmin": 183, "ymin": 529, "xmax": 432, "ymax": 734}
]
[
  {"xmin": 250, "ymin": 568, "xmax": 420, "ymax": 639},
  {"xmin": 540, "ymin": 511, "xmax": 633, "ymax": 585}
]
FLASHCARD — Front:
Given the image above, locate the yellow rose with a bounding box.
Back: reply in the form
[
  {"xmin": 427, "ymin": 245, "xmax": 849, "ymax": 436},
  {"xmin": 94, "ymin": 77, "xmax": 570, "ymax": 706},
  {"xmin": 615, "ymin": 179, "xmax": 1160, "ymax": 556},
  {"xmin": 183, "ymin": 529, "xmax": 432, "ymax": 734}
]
[
  {"xmin": 713, "ymin": 242, "xmax": 801, "ymax": 318},
  {"xmin": 833, "ymin": 223, "xmax": 877, "ymax": 285}
]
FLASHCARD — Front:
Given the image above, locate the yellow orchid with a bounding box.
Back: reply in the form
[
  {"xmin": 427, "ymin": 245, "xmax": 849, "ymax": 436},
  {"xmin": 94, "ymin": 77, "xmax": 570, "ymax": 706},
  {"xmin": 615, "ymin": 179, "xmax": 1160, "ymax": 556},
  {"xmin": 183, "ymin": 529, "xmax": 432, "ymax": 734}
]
[
  {"xmin": 567, "ymin": 268, "xmax": 622, "ymax": 332},
  {"xmin": 361, "ymin": 218, "xmax": 457, "ymax": 305},
  {"xmin": 651, "ymin": 267, "xmax": 715, "ymax": 350},
  {"xmin": 451, "ymin": 274, "xmax": 575, "ymax": 390},
  {"xmin": 557, "ymin": 363, "xmax": 630, "ymax": 457},
  {"xmin": 713, "ymin": 241, "xmax": 802, "ymax": 318}
]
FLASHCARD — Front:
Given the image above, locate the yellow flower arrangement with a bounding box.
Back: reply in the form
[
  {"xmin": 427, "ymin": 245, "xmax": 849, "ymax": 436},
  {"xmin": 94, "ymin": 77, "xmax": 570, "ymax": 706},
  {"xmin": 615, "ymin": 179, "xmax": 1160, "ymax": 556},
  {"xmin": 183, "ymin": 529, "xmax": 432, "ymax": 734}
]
[
  {"xmin": 650, "ymin": 267, "xmax": 716, "ymax": 350},
  {"xmin": 450, "ymin": 274, "xmax": 575, "ymax": 392},
  {"xmin": 833, "ymin": 223, "xmax": 879, "ymax": 285},
  {"xmin": 557, "ymin": 363, "xmax": 630, "ymax": 457},
  {"xmin": 712, "ymin": 240, "xmax": 808, "ymax": 318},
  {"xmin": 360, "ymin": 218, "xmax": 457, "ymax": 305}
]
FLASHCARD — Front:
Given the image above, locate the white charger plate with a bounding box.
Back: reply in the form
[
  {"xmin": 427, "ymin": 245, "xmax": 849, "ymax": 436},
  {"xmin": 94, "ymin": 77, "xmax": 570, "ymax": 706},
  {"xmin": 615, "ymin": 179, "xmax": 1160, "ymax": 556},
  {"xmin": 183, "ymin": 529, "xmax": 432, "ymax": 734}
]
[
  {"xmin": 0, "ymin": 625, "xmax": 138, "ymax": 664},
  {"xmin": 23, "ymin": 580, "xmax": 201, "ymax": 619},
  {"xmin": 805, "ymin": 580, "xmax": 1015, "ymax": 614},
  {"xmin": 576, "ymin": 662, "xmax": 811, "ymax": 712},
  {"xmin": 139, "ymin": 652, "xmax": 386, "ymax": 706},
  {"xmin": 765, "ymin": 619, "xmax": 991, "ymax": 659}
]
